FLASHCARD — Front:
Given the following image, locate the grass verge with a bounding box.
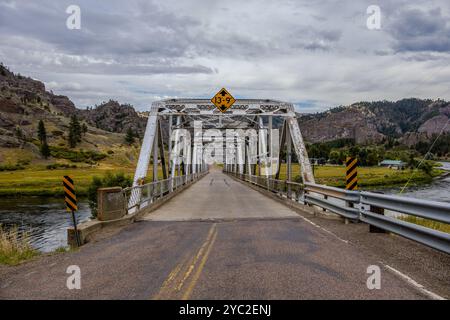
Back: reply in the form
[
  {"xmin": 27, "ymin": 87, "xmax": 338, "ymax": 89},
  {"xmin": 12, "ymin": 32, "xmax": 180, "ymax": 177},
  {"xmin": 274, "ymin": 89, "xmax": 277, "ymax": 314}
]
[
  {"xmin": 399, "ymin": 216, "xmax": 450, "ymax": 234},
  {"xmin": 0, "ymin": 225, "xmax": 39, "ymax": 266}
]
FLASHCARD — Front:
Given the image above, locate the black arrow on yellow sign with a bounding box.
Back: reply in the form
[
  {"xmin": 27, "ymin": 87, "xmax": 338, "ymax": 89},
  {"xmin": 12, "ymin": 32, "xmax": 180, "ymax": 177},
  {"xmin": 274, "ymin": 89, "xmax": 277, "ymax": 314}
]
[{"xmin": 211, "ymin": 88, "xmax": 236, "ymax": 113}]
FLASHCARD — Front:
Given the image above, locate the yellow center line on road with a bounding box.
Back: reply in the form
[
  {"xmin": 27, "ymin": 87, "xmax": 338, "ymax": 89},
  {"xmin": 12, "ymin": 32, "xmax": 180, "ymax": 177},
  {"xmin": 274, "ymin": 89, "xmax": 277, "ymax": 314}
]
[
  {"xmin": 182, "ymin": 227, "xmax": 217, "ymax": 300},
  {"xmin": 152, "ymin": 223, "xmax": 218, "ymax": 300}
]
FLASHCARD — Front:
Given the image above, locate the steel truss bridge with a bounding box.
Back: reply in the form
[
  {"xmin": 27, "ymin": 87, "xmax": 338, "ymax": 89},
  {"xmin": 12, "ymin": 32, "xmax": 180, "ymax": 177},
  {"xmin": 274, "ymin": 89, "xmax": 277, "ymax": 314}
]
[{"xmin": 132, "ymin": 98, "xmax": 315, "ymax": 188}]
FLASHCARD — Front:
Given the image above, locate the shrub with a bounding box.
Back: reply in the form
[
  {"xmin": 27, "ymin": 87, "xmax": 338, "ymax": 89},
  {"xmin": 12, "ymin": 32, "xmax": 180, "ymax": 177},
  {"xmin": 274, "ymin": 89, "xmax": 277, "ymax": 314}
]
[
  {"xmin": 49, "ymin": 146, "xmax": 107, "ymax": 163},
  {"xmin": 46, "ymin": 163, "xmax": 78, "ymax": 170},
  {"xmin": 87, "ymin": 172, "xmax": 132, "ymax": 218},
  {"xmin": 0, "ymin": 164, "xmax": 25, "ymax": 171}
]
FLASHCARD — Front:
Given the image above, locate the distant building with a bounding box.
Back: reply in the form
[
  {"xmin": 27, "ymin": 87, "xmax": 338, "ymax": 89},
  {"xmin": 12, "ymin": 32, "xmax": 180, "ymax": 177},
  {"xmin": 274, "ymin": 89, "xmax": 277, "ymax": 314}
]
[{"xmin": 379, "ymin": 160, "xmax": 406, "ymax": 170}]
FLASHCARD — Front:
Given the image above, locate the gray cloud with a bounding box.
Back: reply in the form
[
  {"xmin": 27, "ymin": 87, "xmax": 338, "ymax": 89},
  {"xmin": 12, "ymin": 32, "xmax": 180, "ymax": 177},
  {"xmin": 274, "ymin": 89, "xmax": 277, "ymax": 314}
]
[
  {"xmin": 0, "ymin": 0, "xmax": 450, "ymax": 112},
  {"xmin": 389, "ymin": 7, "xmax": 450, "ymax": 52}
]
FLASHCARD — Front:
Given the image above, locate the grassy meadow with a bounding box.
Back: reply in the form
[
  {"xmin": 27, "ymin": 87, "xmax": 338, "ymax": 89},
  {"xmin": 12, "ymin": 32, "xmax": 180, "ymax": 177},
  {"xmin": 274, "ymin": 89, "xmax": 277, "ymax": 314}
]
[{"xmin": 277, "ymin": 163, "xmax": 443, "ymax": 189}]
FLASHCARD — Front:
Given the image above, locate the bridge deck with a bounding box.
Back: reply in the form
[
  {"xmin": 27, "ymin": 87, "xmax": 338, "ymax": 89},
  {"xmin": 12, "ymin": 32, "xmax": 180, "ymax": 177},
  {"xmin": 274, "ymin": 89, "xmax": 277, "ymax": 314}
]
[{"xmin": 144, "ymin": 168, "xmax": 298, "ymax": 221}]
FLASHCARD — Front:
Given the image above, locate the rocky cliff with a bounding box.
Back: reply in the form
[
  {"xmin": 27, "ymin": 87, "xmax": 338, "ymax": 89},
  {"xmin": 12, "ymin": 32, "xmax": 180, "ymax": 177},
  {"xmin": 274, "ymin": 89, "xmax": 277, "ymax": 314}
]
[
  {"xmin": 81, "ymin": 100, "xmax": 147, "ymax": 136},
  {"xmin": 298, "ymin": 99, "xmax": 450, "ymax": 145}
]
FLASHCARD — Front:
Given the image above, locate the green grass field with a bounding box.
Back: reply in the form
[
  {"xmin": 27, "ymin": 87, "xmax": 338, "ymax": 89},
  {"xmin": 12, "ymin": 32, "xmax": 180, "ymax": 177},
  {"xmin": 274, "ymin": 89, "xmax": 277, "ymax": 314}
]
[
  {"xmin": 277, "ymin": 164, "xmax": 442, "ymax": 188},
  {"xmin": 0, "ymin": 166, "xmax": 166, "ymax": 196},
  {"xmin": 0, "ymin": 163, "xmax": 443, "ymax": 196}
]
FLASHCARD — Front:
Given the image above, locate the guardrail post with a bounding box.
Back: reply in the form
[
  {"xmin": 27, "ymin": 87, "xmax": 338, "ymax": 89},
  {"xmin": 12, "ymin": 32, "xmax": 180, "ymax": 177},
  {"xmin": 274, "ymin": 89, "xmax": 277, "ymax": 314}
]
[
  {"xmin": 344, "ymin": 200, "xmax": 352, "ymax": 224},
  {"xmin": 368, "ymin": 193, "xmax": 387, "ymax": 233},
  {"xmin": 323, "ymin": 195, "xmax": 328, "ymax": 212}
]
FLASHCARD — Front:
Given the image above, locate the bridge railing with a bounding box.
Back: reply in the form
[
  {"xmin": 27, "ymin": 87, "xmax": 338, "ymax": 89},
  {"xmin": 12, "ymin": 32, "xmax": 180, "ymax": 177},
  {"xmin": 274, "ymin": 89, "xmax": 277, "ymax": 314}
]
[
  {"xmin": 123, "ymin": 171, "xmax": 208, "ymax": 213},
  {"xmin": 226, "ymin": 171, "xmax": 450, "ymax": 254},
  {"xmin": 227, "ymin": 172, "xmax": 304, "ymax": 202}
]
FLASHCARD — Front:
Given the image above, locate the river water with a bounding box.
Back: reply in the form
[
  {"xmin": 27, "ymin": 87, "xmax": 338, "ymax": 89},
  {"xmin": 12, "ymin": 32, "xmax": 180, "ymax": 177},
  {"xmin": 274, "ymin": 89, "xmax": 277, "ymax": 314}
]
[
  {"xmin": 1, "ymin": 163, "xmax": 449, "ymax": 253},
  {"xmin": 0, "ymin": 197, "xmax": 91, "ymax": 252},
  {"xmin": 377, "ymin": 161, "xmax": 450, "ymax": 203}
]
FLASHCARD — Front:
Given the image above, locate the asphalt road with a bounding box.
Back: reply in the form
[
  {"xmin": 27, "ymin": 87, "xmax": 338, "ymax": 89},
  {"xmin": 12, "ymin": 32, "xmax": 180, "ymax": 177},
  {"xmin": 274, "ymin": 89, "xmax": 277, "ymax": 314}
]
[
  {"xmin": 144, "ymin": 169, "xmax": 298, "ymax": 221},
  {"xmin": 0, "ymin": 170, "xmax": 446, "ymax": 299}
]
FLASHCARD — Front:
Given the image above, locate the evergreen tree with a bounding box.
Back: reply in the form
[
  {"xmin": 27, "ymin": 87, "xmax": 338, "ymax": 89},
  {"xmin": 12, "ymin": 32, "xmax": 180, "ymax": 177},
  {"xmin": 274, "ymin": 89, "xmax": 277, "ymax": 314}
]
[
  {"xmin": 68, "ymin": 115, "xmax": 82, "ymax": 148},
  {"xmin": 125, "ymin": 127, "xmax": 135, "ymax": 145},
  {"xmin": 38, "ymin": 120, "xmax": 47, "ymax": 144},
  {"xmin": 40, "ymin": 142, "xmax": 50, "ymax": 159},
  {"xmin": 82, "ymin": 123, "xmax": 88, "ymax": 135},
  {"xmin": 37, "ymin": 120, "xmax": 51, "ymax": 158}
]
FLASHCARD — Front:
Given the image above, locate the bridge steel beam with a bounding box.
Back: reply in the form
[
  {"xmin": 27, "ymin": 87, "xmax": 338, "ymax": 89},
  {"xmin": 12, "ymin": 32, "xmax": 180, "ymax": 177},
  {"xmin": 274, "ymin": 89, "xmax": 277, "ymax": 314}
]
[
  {"xmin": 152, "ymin": 119, "xmax": 159, "ymax": 182},
  {"xmin": 132, "ymin": 110, "xmax": 158, "ymax": 187},
  {"xmin": 287, "ymin": 116, "xmax": 315, "ymax": 184}
]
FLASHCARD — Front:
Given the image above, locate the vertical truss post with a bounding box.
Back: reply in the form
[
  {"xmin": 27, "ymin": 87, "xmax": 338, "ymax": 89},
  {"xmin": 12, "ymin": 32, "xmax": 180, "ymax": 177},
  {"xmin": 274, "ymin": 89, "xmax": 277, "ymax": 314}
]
[
  {"xmin": 153, "ymin": 119, "xmax": 159, "ymax": 182},
  {"xmin": 287, "ymin": 117, "xmax": 315, "ymax": 184},
  {"xmin": 171, "ymin": 116, "xmax": 181, "ymax": 178},
  {"xmin": 258, "ymin": 117, "xmax": 265, "ymax": 177},
  {"xmin": 132, "ymin": 110, "xmax": 158, "ymax": 187},
  {"xmin": 129, "ymin": 109, "xmax": 158, "ymax": 212},
  {"xmin": 158, "ymin": 120, "xmax": 167, "ymax": 180},
  {"xmin": 168, "ymin": 115, "xmax": 173, "ymax": 191},
  {"xmin": 286, "ymin": 122, "xmax": 292, "ymax": 197},
  {"xmin": 275, "ymin": 120, "xmax": 287, "ymax": 180},
  {"xmin": 268, "ymin": 115, "xmax": 273, "ymax": 177}
]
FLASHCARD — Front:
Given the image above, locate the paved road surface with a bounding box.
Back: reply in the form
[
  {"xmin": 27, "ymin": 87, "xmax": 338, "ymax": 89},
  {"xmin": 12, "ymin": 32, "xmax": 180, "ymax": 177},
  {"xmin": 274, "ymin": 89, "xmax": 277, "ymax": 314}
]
[
  {"xmin": 0, "ymin": 170, "xmax": 442, "ymax": 299},
  {"xmin": 144, "ymin": 169, "xmax": 298, "ymax": 221}
]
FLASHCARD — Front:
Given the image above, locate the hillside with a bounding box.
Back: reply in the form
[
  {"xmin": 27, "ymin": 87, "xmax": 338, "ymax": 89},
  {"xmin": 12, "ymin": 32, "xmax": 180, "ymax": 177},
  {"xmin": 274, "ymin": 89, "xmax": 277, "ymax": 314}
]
[
  {"xmin": 298, "ymin": 99, "xmax": 450, "ymax": 145},
  {"xmin": 0, "ymin": 64, "xmax": 142, "ymax": 170}
]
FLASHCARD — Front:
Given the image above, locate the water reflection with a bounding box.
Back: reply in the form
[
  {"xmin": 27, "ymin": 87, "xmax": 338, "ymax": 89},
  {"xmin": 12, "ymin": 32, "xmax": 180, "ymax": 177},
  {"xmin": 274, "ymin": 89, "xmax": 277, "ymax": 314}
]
[{"xmin": 0, "ymin": 197, "xmax": 91, "ymax": 252}]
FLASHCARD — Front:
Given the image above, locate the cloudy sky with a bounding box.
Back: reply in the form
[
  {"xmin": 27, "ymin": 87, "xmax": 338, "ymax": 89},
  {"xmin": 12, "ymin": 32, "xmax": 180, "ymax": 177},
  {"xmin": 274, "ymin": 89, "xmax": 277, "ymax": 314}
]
[{"xmin": 1, "ymin": 0, "xmax": 450, "ymax": 112}]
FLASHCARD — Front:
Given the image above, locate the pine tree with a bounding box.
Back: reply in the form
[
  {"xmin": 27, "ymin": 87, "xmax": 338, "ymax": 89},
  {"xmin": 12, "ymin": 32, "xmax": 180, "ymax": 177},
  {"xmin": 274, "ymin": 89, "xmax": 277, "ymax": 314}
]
[
  {"xmin": 125, "ymin": 127, "xmax": 135, "ymax": 145},
  {"xmin": 37, "ymin": 120, "xmax": 51, "ymax": 158},
  {"xmin": 82, "ymin": 123, "xmax": 88, "ymax": 135},
  {"xmin": 68, "ymin": 114, "xmax": 82, "ymax": 148},
  {"xmin": 38, "ymin": 120, "xmax": 47, "ymax": 144},
  {"xmin": 40, "ymin": 142, "xmax": 50, "ymax": 159}
]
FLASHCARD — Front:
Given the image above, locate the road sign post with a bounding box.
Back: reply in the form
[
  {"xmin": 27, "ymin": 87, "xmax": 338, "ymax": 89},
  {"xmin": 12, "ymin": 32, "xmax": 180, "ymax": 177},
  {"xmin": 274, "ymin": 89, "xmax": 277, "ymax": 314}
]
[{"xmin": 63, "ymin": 175, "xmax": 81, "ymax": 247}]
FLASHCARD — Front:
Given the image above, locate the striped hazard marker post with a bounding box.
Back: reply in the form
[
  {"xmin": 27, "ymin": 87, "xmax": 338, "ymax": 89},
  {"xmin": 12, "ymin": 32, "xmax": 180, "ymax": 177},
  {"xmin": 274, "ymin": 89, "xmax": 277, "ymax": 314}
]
[
  {"xmin": 346, "ymin": 157, "xmax": 358, "ymax": 191},
  {"xmin": 63, "ymin": 175, "xmax": 81, "ymax": 246}
]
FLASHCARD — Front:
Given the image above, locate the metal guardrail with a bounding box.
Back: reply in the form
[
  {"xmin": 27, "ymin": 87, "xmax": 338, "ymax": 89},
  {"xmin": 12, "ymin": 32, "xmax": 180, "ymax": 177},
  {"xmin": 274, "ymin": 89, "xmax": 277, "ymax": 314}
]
[
  {"xmin": 360, "ymin": 192, "xmax": 450, "ymax": 254},
  {"xmin": 123, "ymin": 171, "xmax": 208, "ymax": 212},
  {"xmin": 226, "ymin": 171, "xmax": 450, "ymax": 254},
  {"xmin": 304, "ymin": 183, "xmax": 360, "ymax": 220}
]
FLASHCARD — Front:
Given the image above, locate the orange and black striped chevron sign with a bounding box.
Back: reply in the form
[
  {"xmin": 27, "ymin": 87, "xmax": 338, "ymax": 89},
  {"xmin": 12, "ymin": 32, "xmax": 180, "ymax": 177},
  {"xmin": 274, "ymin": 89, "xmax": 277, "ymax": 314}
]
[
  {"xmin": 346, "ymin": 157, "xmax": 358, "ymax": 190},
  {"xmin": 63, "ymin": 175, "xmax": 77, "ymax": 211}
]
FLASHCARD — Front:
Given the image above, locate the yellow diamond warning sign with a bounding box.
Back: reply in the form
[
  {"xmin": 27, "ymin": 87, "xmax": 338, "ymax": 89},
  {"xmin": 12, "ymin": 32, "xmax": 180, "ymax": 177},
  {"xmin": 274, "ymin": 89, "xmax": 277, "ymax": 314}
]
[{"xmin": 211, "ymin": 88, "xmax": 236, "ymax": 113}]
